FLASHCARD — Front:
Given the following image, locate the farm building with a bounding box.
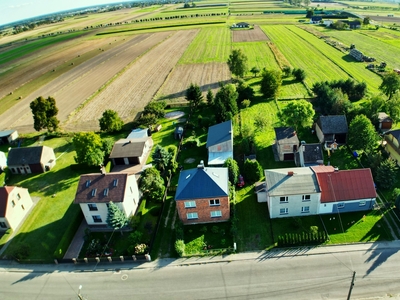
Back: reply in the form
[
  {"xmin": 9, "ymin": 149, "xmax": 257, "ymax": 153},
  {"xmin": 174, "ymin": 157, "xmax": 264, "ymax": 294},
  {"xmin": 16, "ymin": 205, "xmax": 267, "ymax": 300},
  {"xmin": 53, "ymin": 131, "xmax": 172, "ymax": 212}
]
[
  {"xmin": 315, "ymin": 115, "xmax": 348, "ymax": 144},
  {"xmin": 0, "ymin": 130, "xmax": 18, "ymax": 145},
  {"xmin": 109, "ymin": 137, "xmax": 153, "ymax": 166},
  {"xmin": 7, "ymin": 146, "xmax": 56, "ymax": 174},
  {"xmin": 310, "ymin": 16, "xmax": 322, "ymax": 24},
  {"xmin": 231, "ymin": 22, "xmax": 250, "ymax": 28},
  {"xmin": 378, "ymin": 112, "xmax": 393, "ymax": 131},
  {"xmin": 274, "ymin": 127, "xmax": 299, "ymax": 161},
  {"xmin": 384, "ymin": 129, "xmax": 400, "ymax": 166}
]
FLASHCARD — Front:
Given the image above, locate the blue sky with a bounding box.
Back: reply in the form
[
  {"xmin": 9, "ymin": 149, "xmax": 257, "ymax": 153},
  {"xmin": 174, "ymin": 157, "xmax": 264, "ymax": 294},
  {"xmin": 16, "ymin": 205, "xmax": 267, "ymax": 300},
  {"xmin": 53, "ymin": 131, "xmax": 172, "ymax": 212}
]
[{"xmin": 0, "ymin": 0, "xmax": 127, "ymax": 26}]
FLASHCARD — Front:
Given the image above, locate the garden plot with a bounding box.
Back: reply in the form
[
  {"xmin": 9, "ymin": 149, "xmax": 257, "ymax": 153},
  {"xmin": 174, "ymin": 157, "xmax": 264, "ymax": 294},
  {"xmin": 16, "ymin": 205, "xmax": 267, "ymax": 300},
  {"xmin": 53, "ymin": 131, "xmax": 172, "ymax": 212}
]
[
  {"xmin": 0, "ymin": 32, "xmax": 171, "ymax": 132},
  {"xmin": 67, "ymin": 29, "xmax": 199, "ymax": 131},
  {"xmin": 157, "ymin": 62, "xmax": 231, "ymax": 103},
  {"xmin": 232, "ymin": 26, "xmax": 270, "ymax": 42}
]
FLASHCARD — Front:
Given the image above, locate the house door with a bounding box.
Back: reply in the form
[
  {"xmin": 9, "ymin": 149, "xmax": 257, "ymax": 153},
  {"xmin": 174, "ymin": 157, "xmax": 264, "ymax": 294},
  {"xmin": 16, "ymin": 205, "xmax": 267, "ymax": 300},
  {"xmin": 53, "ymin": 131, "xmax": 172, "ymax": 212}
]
[{"xmin": 283, "ymin": 153, "xmax": 294, "ymax": 161}]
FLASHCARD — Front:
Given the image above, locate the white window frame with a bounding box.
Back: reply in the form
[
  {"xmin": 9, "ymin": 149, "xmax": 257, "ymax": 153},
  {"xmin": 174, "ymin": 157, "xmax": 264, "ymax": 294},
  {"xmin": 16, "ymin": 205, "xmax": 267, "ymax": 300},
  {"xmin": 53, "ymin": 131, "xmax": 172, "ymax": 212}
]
[
  {"xmin": 337, "ymin": 202, "xmax": 345, "ymax": 209},
  {"xmin": 280, "ymin": 196, "xmax": 288, "ymax": 203},
  {"xmin": 187, "ymin": 212, "xmax": 198, "ymax": 220},
  {"xmin": 301, "ymin": 206, "xmax": 310, "ymax": 213},
  {"xmin": 210, "ymin": 210, "xmax": 222, "ymax": 218},
  {"xmin": 359, "ymin": 200, "xmax": 366, "ymax": 207},
  {"xmin": 302, "ymin": 195, "xmax": 311, "ymax": 201},
  {"xmin": 280, "ymin": 208, "xmax": 288, "ymax": 215},
  {"xmin": 209, "ymin": 199, "xmax": 220, "ymax": 206},
  {"xmin": 184, "ymin": 201, "xmax": 196, "ymax": 208}
]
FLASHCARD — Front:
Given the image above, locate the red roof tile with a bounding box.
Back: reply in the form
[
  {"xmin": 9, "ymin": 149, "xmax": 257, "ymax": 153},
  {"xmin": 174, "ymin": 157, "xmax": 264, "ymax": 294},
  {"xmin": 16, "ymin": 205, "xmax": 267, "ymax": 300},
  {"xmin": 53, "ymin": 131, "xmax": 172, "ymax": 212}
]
[
  {"xmin": 313, "ymin": 168, "xmax": 376, "ymax": 203},
  {"xmin": 0, "ymin": 186, "xmax": 16, "ymax": 217}
]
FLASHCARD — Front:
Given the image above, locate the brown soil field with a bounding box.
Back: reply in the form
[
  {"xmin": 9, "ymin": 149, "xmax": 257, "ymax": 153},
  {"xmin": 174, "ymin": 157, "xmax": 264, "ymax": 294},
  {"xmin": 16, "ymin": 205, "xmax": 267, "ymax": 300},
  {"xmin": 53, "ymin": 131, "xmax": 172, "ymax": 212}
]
[
  {"xmin": 66, "ymin": 29, "xmax": 200, "ymax": 131},
  {"xmin": 232, "ymin": 26, "xmax": 270, "ymax": 43},
  {"xmin": 0, "ymin": 32, "xmax": 171, "ymax": 132},
  {"xmin": 157, "ymin": 63, "xmax": 231, "ymax": 103},
  {"xmin": 0, "ymin": 33, "xmax": 116, "ymax": 99}
]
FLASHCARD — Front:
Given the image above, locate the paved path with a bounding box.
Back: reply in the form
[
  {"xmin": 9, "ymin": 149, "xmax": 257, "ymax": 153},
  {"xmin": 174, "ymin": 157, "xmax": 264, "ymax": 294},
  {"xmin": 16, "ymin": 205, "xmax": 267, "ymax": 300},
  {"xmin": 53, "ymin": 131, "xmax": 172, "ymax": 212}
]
[
  {"xmin": 63, "ymin": 219, "xmax": 87, "ymax": 260},
  {"xmin": 1, "ymin": 240, "xmax": 400, "ymax": 273}
]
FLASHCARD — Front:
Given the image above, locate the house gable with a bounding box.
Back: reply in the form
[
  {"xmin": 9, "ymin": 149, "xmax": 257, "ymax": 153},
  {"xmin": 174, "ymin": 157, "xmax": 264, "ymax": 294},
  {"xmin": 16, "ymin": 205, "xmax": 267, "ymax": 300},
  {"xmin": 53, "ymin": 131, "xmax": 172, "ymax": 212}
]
[{"xmin": 0, "ymin": 186, "xmax": 33, "ymax": 230}]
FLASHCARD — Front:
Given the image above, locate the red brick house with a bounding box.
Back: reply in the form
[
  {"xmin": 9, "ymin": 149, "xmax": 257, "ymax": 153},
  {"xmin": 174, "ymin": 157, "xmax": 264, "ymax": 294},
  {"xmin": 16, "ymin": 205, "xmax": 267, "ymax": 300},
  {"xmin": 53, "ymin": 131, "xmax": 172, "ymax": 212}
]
[{"xmin": 175, "ymin": 163, "xmax": 229, "ymax": 225}]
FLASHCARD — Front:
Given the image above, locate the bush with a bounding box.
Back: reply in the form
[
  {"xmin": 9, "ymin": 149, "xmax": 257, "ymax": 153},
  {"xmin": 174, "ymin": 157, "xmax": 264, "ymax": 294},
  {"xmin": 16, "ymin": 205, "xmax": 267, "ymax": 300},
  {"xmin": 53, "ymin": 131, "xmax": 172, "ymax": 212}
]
[
  {"xmin": 8, "ymin": 242, "xmax": 30, "ymax": 260},
  {"xmin": 243, "ymin": 159, "xmax": 263, "ymax": 183},
  {"xmin": 129, "ymin": 215, "xmax": 141, "ymax": 229},
  {"xmin": 211, "ymin": 226, "xmax": 219, "ymax": 234},
  {"xmin": 175, "ymin": 239, "xmax": 185, "ymax": 257},
  {"xmin": 128, "ymin": 231, "xmax": 143, "ymax": 246},
  {"xmin": 241, "ymin": 99, "xmax": 251, "ymax": 108},
  {"xmin": 134, "ymin": 243, "xmax": 148, "ymax": 255}
]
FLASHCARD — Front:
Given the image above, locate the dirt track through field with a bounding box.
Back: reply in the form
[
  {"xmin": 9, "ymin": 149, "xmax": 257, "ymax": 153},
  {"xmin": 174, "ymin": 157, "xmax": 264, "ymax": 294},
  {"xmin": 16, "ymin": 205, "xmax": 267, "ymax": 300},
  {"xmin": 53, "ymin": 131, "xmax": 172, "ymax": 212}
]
[
  {"xmin": 0, "ymin": 32, "xmax": 172, "ymax": 132},
  {"xmin": 157, "ymin": 63, "xmax": 231, "ymax": 102},
  {"xmin": 66, "ymin": 29, "xmax": 200, "ymax": 131},
  {"xmin": 232, "ymin": 26, "xmax": 270, "ymax": 43}
]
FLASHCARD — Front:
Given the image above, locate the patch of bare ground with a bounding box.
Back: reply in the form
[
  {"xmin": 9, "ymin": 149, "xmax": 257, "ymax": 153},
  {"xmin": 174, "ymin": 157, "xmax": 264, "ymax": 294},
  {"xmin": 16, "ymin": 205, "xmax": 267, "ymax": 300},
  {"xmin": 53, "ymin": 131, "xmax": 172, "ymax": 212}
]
[
  {"xmin": 156, "ymin": 63, "xmax": 231, "ymax": 103},
  {"xmin": 232, "ymin": 26, "xmax": 270, "ymax": 43},
  {"xmin": 0, "ymin": 32, "xmax": 171, "ymax": 132},
  {"xmin": 65, "ymin": 29, "xmax": 200, "ymax": 132},
  {"xmin": 0, "ymin": 34, "xmax": 117, "ymax": 99}
]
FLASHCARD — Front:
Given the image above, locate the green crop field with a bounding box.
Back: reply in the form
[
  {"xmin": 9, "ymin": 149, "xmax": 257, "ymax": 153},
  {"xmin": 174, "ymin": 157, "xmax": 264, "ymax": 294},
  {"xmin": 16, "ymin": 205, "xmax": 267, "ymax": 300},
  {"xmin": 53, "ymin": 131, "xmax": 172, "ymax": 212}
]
[
  {"xmin": 327, "ymin": 30, "xmax": 400, "ymax": 69},
  {"xmin": 261, "ymin": 25, "xmax": 348, "ymax": 88},
  {"xmin": 233, "ymin": 42, "xmax": 279, "ymax": 74},
  {"xmin": 179, "ymin": 26, "xmax": 231, "ymax": 64},
  {"xmin": 0, "ymin": 31, "xmax": 85, "ymax": 65},
  {"xmin": 287, "ymin": 26, "xmax": 382, "ymax": 92}
]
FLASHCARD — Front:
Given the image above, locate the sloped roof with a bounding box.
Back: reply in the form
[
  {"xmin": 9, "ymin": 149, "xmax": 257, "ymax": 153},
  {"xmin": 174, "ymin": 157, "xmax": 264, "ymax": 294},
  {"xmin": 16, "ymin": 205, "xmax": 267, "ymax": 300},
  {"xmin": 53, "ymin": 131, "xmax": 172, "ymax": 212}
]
[
  {"xmin": 316, "ymin": 115, "xmax": 348, "ymax": 134},
  {"xmin": 208, "ymin": 151, "xmax": 233, "ymax": 166},
  {"xmin": 295, "ymin": 143, "xmax": 324, "ymax": 166},
  {"xmin": 175, "ymin": 167, "xmax": 229, "ymax": 200},
  {"xmin": 265, "ymin": 167, "xmax": 320, "ymax": 196},
  {"xmin": 0, "ymin": 186, "xmax": 15, "ymax": 217},
  {"xmin": 206, "ymin": 120, "xmax": 232, "ymax": 148},
  {"xmin": 274, "ymin": 127, "xmax": 299, "ymax": 145},
  {"xmin": 7, "ymin": 146, "xmax": 52, "ymax": 165},
  {"xmin": 0, "ymin": 130, "xmax": 16, "ymax": 138},
  {"xmin": 378, "ymin": 112, "xmax": 392, "ymax": 123},
  {"xmin": 311, "ymin": 16, "xmax": 322, "ymax": 21},
  {"xmin": 74, "ymin": 173, "xmax": 129, "ymax": 204},
  {"xmin": 127, "ymin": 128, "xmax": 148, "ymax": 139},
  {"xmin": 387, "ymin": 129, "xmax": 400, "ymax": 142},
  {"xmin": 311, "ymin": 167, "xmax": 376, "ymax": 203},
  {"xmin": 109, "ymin": 138, "xmax": 148, "ymax": 158}
]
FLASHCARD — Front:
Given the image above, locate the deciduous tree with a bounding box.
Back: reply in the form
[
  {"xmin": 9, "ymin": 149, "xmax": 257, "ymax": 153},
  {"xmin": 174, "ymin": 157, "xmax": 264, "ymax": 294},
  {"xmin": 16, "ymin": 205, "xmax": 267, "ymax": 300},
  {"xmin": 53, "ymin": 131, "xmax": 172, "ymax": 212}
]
[
  {"xmin": 250, "ymin": 66, "xmax": 260, "ymax": 77},
  {"xmin": 260, "ymin": 69, "xmax": 282, "ymax": 99},
  {"xmin": 243, "ymin": 159, "xmax": 263, "ymax": 183},
  {"xmin": 227, "ymin": 49, "xmax": 248, "ymax": 78},
  {"xmin": 139, "ymin": 167, "xmax": 165, "ymax": 202},
  {"xmin": 152, "ymin": 145, "xmax": 172, "ymax": 173},
  {"xmin": 280, "ymin": 100, "xmax": 315, "ymax": 131},
  {"xmin": 379, "ymin": 71, "xmax": 400, "ymax": 100},
  {"xmin": 348, "ymin": 114, "xmax": 379, "ymax": 153},
  {"xmin": 106, "ymin": 201, "xmax": 128, "ymax": 235},
  {"xmin": 99, "ymin": 109, "xmax": 123, "ymax": 132},
  {"xmin": 30, "ymin": 96, "xmax": 59, "ymax": 132},
  {"xmin": 73, "ymin": 132, "xmax": 105, "ymax": 166}
]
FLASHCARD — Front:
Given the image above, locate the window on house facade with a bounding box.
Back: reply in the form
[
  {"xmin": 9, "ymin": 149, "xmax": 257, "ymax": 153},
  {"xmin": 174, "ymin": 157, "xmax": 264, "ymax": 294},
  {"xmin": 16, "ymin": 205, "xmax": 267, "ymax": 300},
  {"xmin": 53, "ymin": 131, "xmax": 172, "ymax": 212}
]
[
  {"xmin": 280, "ymin": 208, "xmax": 288, "ymax": 215},
  {"xmin": 209, "ymin": 199, "xmax": 220, "ymax": 206},
  {"xmin": 337, "ymin": 203, "xmax": 345, "ymax": 209},
  {"xmin": 210, "ymin": 210, "xmax": 222, "ymax": 218},
  {"xmin": 302, "ymin": 195, "xmax": 311, "ymax": 201},
  {"xmin": 92, "ymin": 215, "xmax": 102, "ymax": 223},
  {"xmin": 187, "ymin": 212, "xmax": 198, "ymax": 220},
  {"xmin": 184, "ymin": 201, "xmax": 196, "ymax": 208},
  {"xmin": 21, "ymin": 205, "xmax": 25, "ymax": 210},
  {"xmin": 0, "ymin": 222, "xmax": 7, "ymax": 228},
  {"xmin": 88, "ymin": 204, "xmax": 98, "ymax": 211},
  {"xmin": 11, "ymin": 200, "xmax": 15, "ymax": 207},
  {"xmin": 301, "ymin": 206, "xmax": 310, "ymax": 213},
  {"xmin": 280, "ymin": 196, "xmax": 288, "ymax": 203},
  {"xmin": 359, "ymin": 200, "xmax": 366, "ymax": 207},
  {"xmin": 16, "ymin": 193, "xmax": 21, "ymax": 200}
]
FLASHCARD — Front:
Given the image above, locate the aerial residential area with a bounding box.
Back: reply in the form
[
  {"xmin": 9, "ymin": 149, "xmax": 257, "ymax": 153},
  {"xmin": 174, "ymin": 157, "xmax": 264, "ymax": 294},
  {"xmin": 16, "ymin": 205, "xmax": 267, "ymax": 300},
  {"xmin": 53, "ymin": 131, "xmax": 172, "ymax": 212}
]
[{"xmin": 1, "ymin": 0, "xmax": 400, "ymax": 298}]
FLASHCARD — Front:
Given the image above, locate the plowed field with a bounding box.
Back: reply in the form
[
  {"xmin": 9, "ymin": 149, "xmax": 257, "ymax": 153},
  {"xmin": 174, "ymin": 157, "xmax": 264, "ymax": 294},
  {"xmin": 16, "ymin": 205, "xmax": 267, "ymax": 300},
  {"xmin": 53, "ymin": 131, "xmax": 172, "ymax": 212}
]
[
  {"xmin": 0, "ymin": 32, "xmax": 172, "ymax": 132},
  {"xmin": 232, "ymin": 26, "xmax": 269, "ymax": 43},
  {"xmin": 66, "ymin": 29, "xmax": 200, "ymax": 131},
  {"xmin": 157, "ymin": 63, "xmax": 231, "ymax": 103}
]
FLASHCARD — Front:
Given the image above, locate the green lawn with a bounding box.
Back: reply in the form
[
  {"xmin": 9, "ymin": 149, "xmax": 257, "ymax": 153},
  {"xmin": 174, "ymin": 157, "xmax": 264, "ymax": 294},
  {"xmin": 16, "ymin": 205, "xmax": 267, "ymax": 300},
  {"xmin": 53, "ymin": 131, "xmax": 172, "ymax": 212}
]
[
  {"xmin": 321, "ymin": 210, "xmax": 392, "ymax": 244},
  {"xmin": 271, "ymin": 215, "xmax": 324, "ymax": 240}
]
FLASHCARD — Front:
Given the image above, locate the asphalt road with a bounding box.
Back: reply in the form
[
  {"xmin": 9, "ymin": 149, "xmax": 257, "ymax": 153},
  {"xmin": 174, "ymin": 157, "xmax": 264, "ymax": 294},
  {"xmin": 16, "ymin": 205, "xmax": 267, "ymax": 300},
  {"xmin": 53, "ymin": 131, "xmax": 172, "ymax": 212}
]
[{"xmin": 1, "ymin": 247, "xmax": 400, "ymax": 300}]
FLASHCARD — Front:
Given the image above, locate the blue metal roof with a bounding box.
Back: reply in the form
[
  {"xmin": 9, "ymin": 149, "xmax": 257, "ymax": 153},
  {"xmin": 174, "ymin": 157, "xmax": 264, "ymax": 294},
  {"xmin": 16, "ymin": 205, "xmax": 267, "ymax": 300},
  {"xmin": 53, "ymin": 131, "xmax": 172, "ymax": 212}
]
[
  {"xmin": 175, "ymin": 167, "xmax": 229, "ymax": 200},
  {"xmin": 206, "ymin": 120, "xmax": 232, "ymax": 148}
]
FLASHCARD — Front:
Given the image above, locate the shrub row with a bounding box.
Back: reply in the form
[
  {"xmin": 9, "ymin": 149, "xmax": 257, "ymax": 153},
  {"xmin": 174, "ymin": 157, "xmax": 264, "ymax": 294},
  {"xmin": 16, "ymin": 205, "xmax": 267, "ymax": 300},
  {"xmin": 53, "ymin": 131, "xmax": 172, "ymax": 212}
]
[{"xmin": 277, "ymin": 231, "xmax": 328, "ymax": 247}]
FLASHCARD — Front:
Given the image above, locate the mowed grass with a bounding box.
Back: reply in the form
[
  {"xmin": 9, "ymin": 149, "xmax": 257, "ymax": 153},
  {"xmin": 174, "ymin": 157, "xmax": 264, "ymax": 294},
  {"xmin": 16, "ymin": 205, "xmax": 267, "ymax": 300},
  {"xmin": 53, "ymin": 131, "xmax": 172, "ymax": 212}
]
[
  {"xmin": 233, "ymin": 41, "xmax": 279, "ymax": 75},
  {"xmin": 261, "ymin": 25, "xmax": 348, "ymax": 89},
  {"xmin": 179, "ymin": 26, "xmax": 231, "ymax": 64},
  {"xmin": 287, "ymin": 26, "xmax": 382, "ymax": 93},
  {"xmin": 0, "ymin": 31, "xmax": 85, "ymax": 65},
  {"xmin": 1, "ymin": 136, "xmax": 83, "ymax": 261}
]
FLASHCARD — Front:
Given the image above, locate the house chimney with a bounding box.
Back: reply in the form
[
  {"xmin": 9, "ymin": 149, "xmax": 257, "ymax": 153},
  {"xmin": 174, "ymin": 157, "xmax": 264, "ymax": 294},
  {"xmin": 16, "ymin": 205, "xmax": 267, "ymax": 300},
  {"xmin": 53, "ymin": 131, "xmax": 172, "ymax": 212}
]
[
  {"xmin": 287, "ymin": 171, "xmax": 294, "ymax": 176},
  {"xmin": 100, "ymin": 164, "xmax": 106, "ymax": 175},
  {"xmin": 197, "ymin": 160, "xmax": 205, "ymax": 169},
  {"xmin": 334, "ymin": 167, "xmax": 339, "ymax": 172}
]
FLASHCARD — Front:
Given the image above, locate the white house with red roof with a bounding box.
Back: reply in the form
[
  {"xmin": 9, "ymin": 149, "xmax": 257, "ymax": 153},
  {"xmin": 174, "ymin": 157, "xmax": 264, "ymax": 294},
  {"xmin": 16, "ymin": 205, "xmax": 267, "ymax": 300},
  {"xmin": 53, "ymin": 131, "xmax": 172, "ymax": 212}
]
[
  {"xmin": 311, "ymin": 166, "xmax": 376, "ymax": 214},
  {"xmin": 263, "ymin": 165, "xmax": 376, "ymax": 218},
  {"xmin": 0, "ymin": 186, "xmax": 33, "ymax": 231}
]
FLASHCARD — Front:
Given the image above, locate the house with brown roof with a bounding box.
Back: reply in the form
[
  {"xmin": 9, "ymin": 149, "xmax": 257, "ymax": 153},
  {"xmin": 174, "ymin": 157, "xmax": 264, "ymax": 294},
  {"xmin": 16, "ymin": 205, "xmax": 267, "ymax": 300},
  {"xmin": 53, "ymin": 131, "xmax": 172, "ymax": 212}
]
[
  {"xmin": 7, "ymin": 146, "xmax": 56, "ymax": 174},
  {"xmin": 274, "ymin": 127, "xmax": 299, "ymax": 161},
  {"xmin": 109, "ymin": 137, "xmax": 152, "ymax": 166},
  {"xmin": 384, "ymin": 129, "xmax": 400, "ymax": 166},
  {"xmin": 315, "ymin": 115, "xmax": 348, "ymax": 144},
  {"xmin": 74, "ymin": 173, "xmax": 140, "ymax": 228},
  {"xmin": 311, "ymin": 166, "xmax": 376, "ymax": 214},
  {"xmin": 378, "ymin": 112, "xmax": 393, "ymax": 131},
  {"xmin": 175, "ymin": 162, "xmax": 230, "ymax": 225},
  {"xmin": 0, "ymin": 186, "xmax": 33, "ymax": 231},
  {"xmin": 263, "ymin": 165, "xmax": 376, "ymax": 218}
]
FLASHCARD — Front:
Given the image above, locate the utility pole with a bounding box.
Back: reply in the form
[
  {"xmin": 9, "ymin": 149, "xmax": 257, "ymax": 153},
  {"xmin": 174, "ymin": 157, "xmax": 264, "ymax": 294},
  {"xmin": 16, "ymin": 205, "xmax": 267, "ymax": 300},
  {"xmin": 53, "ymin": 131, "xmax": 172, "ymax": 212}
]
[{"xmin": 347, "ymin": 271, "xmax": 356, "ymax": 300}]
